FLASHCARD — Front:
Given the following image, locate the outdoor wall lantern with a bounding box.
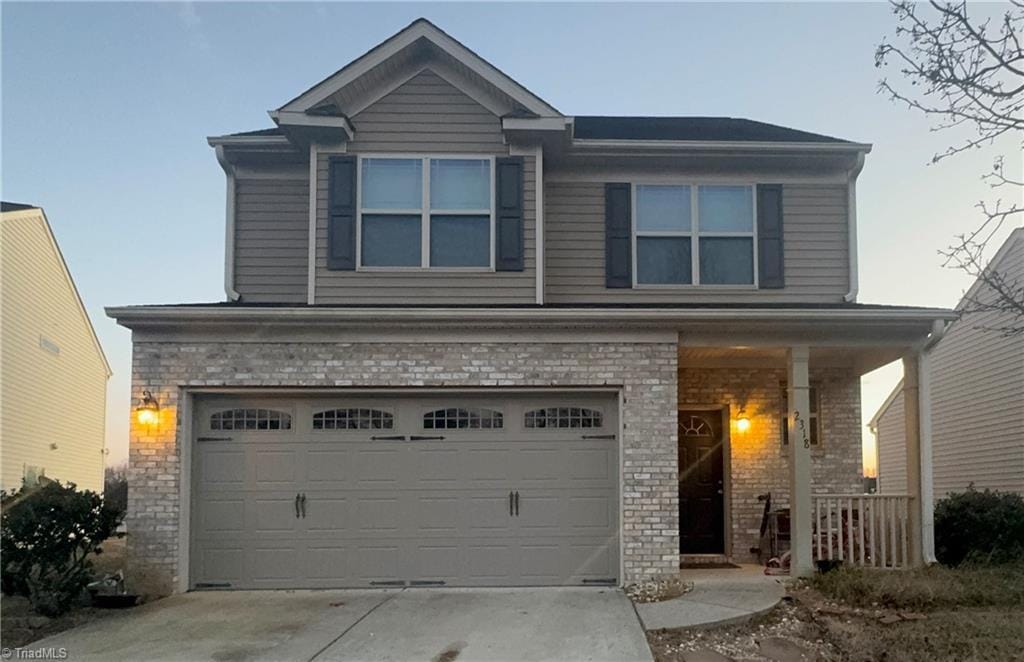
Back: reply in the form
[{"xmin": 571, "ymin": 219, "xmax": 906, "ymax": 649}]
[
  {"xmin": 736, "ymin": 408, "xmax": 751, "ymax": 433},
  {"xmin": 136, "ymin": 390, "xmax": 160, "ymax": 426}
]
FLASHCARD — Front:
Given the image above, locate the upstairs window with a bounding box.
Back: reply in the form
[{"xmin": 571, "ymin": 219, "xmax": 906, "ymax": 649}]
[
  {"xmin": 359, "ymin": 156, "xmax": 493, "ymax": 269},
  {"xmin": 634, "ymin": 184, "xmax": 755, "ymax": 286}
]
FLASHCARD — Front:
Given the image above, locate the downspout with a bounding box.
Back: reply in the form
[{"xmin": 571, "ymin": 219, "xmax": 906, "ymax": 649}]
[
  {"xmin": 215, "ymin": 145, "xmax": 241, "ymax": 301},
  {"xmin": 843, "ymin": 152, "xmax": 866, "ymax": 303},
  {"xmin": 914, "ymin": 318, "xmax": 948, "ymax": 564}
]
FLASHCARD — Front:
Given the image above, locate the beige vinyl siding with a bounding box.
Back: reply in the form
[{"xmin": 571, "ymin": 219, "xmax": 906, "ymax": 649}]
[
  {"xmin": 543, "ymin": 182, "xmax": 849, "ymax": 303},
  {"xmin": 1, "ymin": 210, "xmax": 107, "ymax": 492},
  {"xmin": 346, "ymin": 70, "xmax": 506, "ymax": 153},
  {"xmin": 929, "ymin": 233, "xmax": 1024, "ymax": 496},
  {"xmin": 233, "ymin": 174, "xmax": 309, "ymax": 303},
  {"xmin": 314, "ymin": 70, "xmax": 535, "ymax": 304},
  {"xmin": 875, "ymin": 389, "xmax": 908, "ymax": 494},
  {"xmin": 873, "ymin": 232, "xmax": 1024, "ymax": 498}
]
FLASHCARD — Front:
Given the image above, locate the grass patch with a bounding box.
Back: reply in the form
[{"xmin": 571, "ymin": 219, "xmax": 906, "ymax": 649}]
[{"xmin": 810, "ymin": 563, "xmax": 1024, "ymax": 610}]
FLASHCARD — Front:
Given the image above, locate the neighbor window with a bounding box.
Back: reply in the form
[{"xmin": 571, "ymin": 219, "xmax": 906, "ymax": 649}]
[
  {"xmin": 359, "ymin": 157, "xmax": 492, "ymax": 268},
  {"xmin": 634, "ymin": 184, "xmax": 755, "ymax": 286},
  {"xmin": 780, "ymin": 383, "xmax": 821, "ymax": 446}
]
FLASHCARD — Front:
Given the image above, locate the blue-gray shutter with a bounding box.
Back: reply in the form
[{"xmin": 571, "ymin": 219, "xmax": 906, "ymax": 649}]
[
  {"xmin": 327, "ymin": 155, "xmax": 357, "ymax": 270},
  {"xmin": 757, "ymin": 184, "xmax": 784, "ymax": 289},
  {"xmin": 495, "ymin": 157, "xmax": 524, "ymax": 271},
  {"xmin": 605, "ymin": 183, "xmax": 632, "ymax": 288}
]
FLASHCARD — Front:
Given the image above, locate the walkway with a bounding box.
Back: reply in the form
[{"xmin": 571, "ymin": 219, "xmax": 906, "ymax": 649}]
[{"xmin": 634, "ymin": 565, "xmax": 787, "ymax": 630}]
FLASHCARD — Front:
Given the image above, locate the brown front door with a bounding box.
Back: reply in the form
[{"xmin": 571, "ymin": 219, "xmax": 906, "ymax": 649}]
[{"xmin": 678, "ymin": 411, "xmax": 725, "ymax": 554}]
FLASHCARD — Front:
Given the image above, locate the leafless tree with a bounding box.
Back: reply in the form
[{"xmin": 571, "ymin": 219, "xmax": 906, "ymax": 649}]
[{"xmin": 876, "ymin": 0, "xmax": 1023, "ymax": 334}]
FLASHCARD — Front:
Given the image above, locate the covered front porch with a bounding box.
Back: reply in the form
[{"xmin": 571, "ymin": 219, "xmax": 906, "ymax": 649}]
[{"xmin": 674, "ymin": 308, "xmax": 952, "ymax": 575}]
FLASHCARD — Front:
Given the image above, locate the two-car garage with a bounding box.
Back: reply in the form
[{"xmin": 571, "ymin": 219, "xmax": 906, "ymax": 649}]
[{"xmin": 190, "ymin": 392, "xmax": 620, "ymax": 589}]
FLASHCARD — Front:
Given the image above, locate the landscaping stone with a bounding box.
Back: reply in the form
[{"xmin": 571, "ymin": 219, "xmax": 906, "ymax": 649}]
[
  {"xmin": 682, "ymin": 649, "xmax": 736, "ymax": 662},
  {"xmin": 757, "ymin": 637, "xmax": 813, "ymax": 661}
]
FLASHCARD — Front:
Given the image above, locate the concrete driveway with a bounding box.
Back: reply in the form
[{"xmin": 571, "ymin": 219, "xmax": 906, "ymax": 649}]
[{"xmin": 32, "ymin": 588, "xmax": 652, "ymax": 662}]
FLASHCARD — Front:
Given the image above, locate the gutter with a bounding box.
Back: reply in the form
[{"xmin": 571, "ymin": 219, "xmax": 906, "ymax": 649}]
[
  {"xmin": 844, "ymin": 152, "xmax": 867, "ymax": 303},
  {"xmin": 914, "ymin": 318, "xmax": 947, "ymax": 564},
  {"xmin": 207, "ymin": 135, "xmax": 292, "ymax": 147},
  {"xmin": 214, "ymin": 146, "xmax": 241, "ymax": 301},
  {"xmin": 106, "ymin": 305, "xmax": 957, "ymax": 327}
]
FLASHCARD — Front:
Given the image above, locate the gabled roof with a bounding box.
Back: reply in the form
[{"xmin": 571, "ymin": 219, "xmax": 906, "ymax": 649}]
[
  {"xmin": 868, "ymin": 378, "xmax": 905, "ymax": 431},
  {"xmin": 278, "ymin": 18, "xmax": 561, "ymax": 118},
  {"xmin": 1, "ymin": 203, "xmax": 112, "ymax": 377},
  {"xmin": 573, "ymin": 116, "xmax": 853, "ymax": 144}
]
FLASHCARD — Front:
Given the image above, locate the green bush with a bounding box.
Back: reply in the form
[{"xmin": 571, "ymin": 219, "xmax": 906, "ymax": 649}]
[
  {"xmin": 934, "ymin": 488, "xmax": 1024, "ymax": 566},
  {"xmin": 1, "ymin": 481, "xmax": 122, "ymax": 616}
]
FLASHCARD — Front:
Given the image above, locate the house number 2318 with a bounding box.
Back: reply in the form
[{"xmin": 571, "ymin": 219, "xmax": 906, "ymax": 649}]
[{"xmin": 793, "ymin": 411, "xmax": 810, "ymax": 449}]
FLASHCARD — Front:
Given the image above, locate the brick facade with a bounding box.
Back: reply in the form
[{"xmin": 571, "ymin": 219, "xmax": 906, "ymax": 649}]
[
  {"xmin": 129, "ymin": 339, "xmax": 679, "ymax": 593},
  {"xmin": 128, "ymin": 337, "xmax": 863, "ymax": 593},
  {"xmin": 677, "ymin": 367, "xmax": 863, "ymax": 561}
]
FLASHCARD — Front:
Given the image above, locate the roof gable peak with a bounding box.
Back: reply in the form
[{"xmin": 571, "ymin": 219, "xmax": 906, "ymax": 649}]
[{"xmin": 278, "ymin": 18, "xmax": 561, "ymax": 119}]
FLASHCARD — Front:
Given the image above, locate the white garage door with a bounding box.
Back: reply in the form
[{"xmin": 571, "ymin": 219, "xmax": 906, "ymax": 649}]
[{"xmin": 191, "ymin": 392, "xmax": 619, "ymax": 589}]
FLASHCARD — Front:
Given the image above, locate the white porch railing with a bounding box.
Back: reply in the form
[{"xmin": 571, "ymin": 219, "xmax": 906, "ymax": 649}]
[{"xmin": 812, "ymin": 494, "xmax": 913, "ymax": 568}]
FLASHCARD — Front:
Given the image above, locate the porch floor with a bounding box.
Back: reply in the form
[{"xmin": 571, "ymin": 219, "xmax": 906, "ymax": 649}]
[{"xmin": 634, "ymin": 565, "xmax": 787, "ymax": 630}]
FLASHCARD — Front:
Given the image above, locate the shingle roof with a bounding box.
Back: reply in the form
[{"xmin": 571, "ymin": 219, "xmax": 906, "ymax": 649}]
[
  {"xmin": 221, "ymin": 117, "xmax": 853, "ymax": 144},
  {"xmin": 1, "ymin": 201, "xmax": 38, "ymax": 212},
  {"xmin": 573, "ymin": 116, "xmax": 851, "ymax": 143},
  {"xmin": 226, "ymin": 127, "xmax": 285, "ymax": 138}
]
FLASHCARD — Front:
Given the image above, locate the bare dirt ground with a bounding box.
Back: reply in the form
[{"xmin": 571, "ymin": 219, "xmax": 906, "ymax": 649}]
[{"xmin": 647, "ymin": 566, "xmax": 1024, "ymax": 662}]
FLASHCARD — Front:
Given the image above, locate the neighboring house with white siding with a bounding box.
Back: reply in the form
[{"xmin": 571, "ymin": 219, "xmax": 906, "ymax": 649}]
[
  {"xmin": 872, "ymin": 227, "xmax": 1024, "ymax": 497},
  {"xmin": 108, "ymin": 19, "xmax": 955, "ymax": 594},
  {"xmin": 1, "ymin": 202, "xmax": 111, "ymax": 492}
]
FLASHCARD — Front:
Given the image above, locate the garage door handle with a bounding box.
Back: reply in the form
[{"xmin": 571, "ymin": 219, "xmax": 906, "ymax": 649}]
[
  {"xmin": 409, "ymin": 435, "xmax": 445, "ymax": 441},
  {"xmin": 514, "ymin": 491, "xmax": 520, "ymax": 517},
  {"xmin": 300, "ymin": 493, "xmax": 307, "ymax": 518},
  {"xmin": 509, "ymin": 491, "xmax": 514, "ymax": 516},
  {"xmin": 371, "ymin": 435, "xmax": 406, "ymax": 441},
  {"xmin": 294, "ymin": 493, "xmax": 301, "ymax": 518}
]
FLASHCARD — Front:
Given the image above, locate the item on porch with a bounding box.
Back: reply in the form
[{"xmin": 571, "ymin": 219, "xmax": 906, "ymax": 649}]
[
  {"xmin": 764, "ymin": 550, "xmax": 791, "ymax": 576},
  {"xmin": 86, "ymin": 570, "xmax": 139, "ymax": 608}
]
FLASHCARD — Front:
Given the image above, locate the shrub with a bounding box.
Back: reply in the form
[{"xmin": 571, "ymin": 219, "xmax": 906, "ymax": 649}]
[
  {"xmin": 1, "ymin": 481, "xmax": 122, "ymax": 616},
  {"xmin": 934, "ymin": 487, "xmax": 1024, "ymax": 566}
]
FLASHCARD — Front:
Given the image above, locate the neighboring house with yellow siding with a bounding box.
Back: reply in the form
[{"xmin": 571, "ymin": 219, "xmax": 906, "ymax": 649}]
[
  {"xmin": 1, "ymin": 202, "xmax": 111, "ymax": 492},
  {"xmin": 872, "ymin": 228, "xmax": 1024, "ymax": 498}
]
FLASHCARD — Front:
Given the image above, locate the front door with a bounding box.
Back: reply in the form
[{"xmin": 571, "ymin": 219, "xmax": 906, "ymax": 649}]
[{"xmin": 678, "ymin": 411, "xmax": 725, "ymax": 554}]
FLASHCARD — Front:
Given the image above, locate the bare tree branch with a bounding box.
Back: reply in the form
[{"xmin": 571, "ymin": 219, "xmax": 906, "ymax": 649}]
[{"xmin": 878, "ymin": 1, "xmax": 1024, "ymax": 335}]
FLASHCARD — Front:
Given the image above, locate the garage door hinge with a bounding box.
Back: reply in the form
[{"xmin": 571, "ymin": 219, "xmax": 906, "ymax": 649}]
[
  {"xmin": 196, "ymin": 436, "xmax": 232, "ymax": 442},
  {"xmin": 581, "ymin": 434, "xmax": 616, "ymax": 440},
  {"xmin": 195, "ymin": 582, "xmax": 232, "ymax": 588},
  {"xmin": 410, "ymin": 580, "xmax": 446, "ymax": 587},
  {"xmin": 369, "ymin": 580, "xmax": 407, "ymax": 587}
]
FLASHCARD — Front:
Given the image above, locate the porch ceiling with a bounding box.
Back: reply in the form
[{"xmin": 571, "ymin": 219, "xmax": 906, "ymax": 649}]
[{"xmin": 678, "ymin": 345, "xmax": 909, "ymax": 376}]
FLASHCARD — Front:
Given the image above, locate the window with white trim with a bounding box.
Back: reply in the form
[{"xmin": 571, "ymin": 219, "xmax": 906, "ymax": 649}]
[
  {"xmin": 359, "ymin": 156, "xmax": 493, "ymax": 268},
  {"xmin": 633, "ymin": 184, "xmax": 756, "ymax": 286}
]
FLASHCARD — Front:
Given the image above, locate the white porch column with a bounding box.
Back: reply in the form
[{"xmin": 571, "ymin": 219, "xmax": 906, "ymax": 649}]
[
  {"xmin": 902, "ymin": 354, "xmax": 928, "ymax": 566},
  {"xmin": 787, "ymin": 346, "xmax": 813, "ymax": 576}
]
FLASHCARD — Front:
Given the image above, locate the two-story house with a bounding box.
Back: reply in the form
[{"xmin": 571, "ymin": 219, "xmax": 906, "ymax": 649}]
[{"xmin": 109, "ymin": 19, "xmax": 954, "ymax": 594}]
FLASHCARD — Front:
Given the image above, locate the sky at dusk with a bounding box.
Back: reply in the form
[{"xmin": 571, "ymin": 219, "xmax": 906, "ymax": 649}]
[{"xmin": 3, "ymin": 2, "xmax": 1020, "ymax": 472}]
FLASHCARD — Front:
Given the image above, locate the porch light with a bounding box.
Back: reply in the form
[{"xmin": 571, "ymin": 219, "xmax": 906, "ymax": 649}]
[
  {"xmin": 736, "ymin": 410, "xmax": 751, "ymax": 433},
  {"xmin": 136, "ymin": 391, "xmax": 160, "ymax": 426}
]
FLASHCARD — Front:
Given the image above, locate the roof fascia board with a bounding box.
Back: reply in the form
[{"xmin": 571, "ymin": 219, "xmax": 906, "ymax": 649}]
[
  {"xmin": 279, "ymin": 21, "xmax": 561, "ymax": 118},
  {"xmin": 502, "ymin": 117, "xmax": 571, "ymax": 131},
  {"xmin": 207, "ymin": 135, "xmax": 292, "ymax": 147},
  {"xmin": 571, "ymin": 139, "xmax": 873, "ymax": 154},
  {"xmin": 868, "ymin": 378, "xmax": 905, "ymax": 430},
  {"xmin": 107, "ymin": 306, "xmax": 956, "ymax": 327},
  {"xmin": 269, "ymin": 111, "xmax": 354, "ymax": 139}
]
